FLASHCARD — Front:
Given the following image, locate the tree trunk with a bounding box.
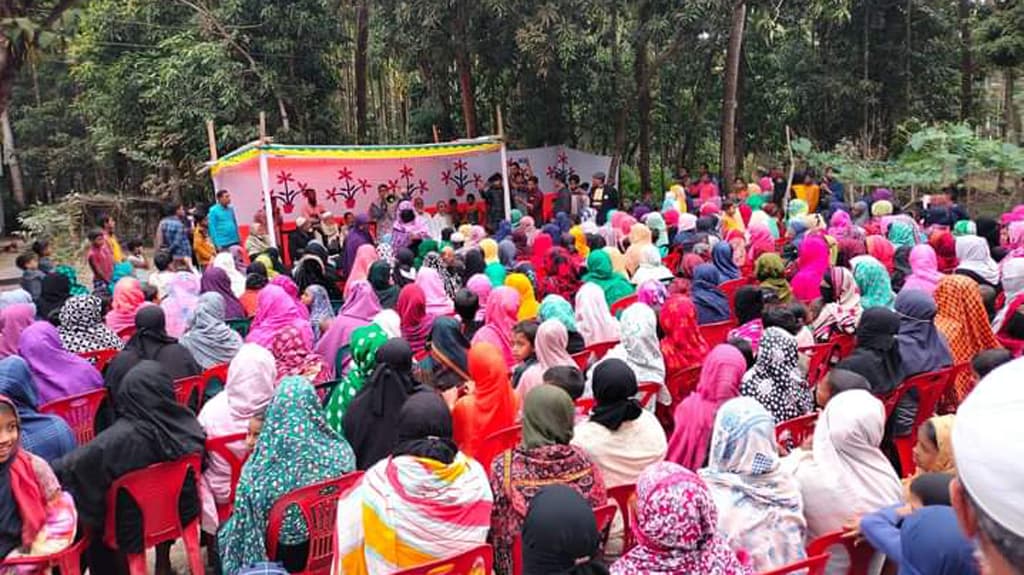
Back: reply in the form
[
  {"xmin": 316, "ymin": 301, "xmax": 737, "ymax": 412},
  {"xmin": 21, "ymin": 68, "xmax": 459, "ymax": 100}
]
[
  {"xmin": 454, "ymin": 3, "xmax": 477, "ymax": 139},
  {"xmin": 354, "ymin": 0, "xmax": 369, "ymax": 143},
  {"xmin": 958, "ymin": 0, "xmax": 973, "ymax": 120},
  {"xmin": 1005, "ymin": 68, "xmax": 1019, "ymax": 144},
  {"xmin": 1, "ymin": 109, "xmax": 25, "ymax": 207},
  {"xmin": 720, "ymin": 1, "xmax": 746, "ymax": 187},
  {"xmin": 904, "ymin": 0, "xmax": 912, "ymax": 115},
  {"xmin": 635, "ymin": 31, "xmax": 652, "ymax": 195}
]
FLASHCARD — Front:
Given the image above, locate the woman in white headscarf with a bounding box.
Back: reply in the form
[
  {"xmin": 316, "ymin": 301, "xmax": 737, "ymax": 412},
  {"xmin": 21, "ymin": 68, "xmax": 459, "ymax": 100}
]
[
  {"xmin": 588, "ymin": 303, "xmax": 667, "ymax": 406},
  {"xmin": 573, "ymin": 282, "xmax": 621, "ymax": 346},
  {"xmin": 179, "ymin": 292, "xmax": 243, "ymax": 370},
  {"xmin": 700, "ymin": 397, "xmax": 806, "ymax": 572},
  {"xmin": 781, "ymin": 389, "xmax": 902, "ymax": 574},
  {"xmin": 954, "ymin": 235, "xmax": 1000, "ymax": 288},
  {"xmin": 213, "ymin": 252, "xmax": 247, "ymax": 297}
]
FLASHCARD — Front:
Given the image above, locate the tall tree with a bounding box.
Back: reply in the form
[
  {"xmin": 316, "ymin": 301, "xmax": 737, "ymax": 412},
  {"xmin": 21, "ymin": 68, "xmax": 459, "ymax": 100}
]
[
  {"xmin": 978, "ymin": 1, "xmax": 1024, "ymax": 145},
  {"xmin": 354, "ymin": 0, "xmax": 370, "ymax": 142},
  {"xmin": 721, "ymin": 0, "xmax": 747, "ymax": 186}
]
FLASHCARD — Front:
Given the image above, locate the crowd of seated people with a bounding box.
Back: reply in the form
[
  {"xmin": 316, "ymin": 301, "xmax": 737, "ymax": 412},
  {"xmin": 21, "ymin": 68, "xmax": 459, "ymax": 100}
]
[{"xmin": 0, "ymin": 177, "xmax": 1021, "ymax": 575}]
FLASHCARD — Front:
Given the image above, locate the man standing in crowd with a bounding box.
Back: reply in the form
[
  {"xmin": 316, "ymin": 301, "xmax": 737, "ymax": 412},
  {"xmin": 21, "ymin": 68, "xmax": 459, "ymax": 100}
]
[
  {"xmin": 553, "ymin": 176, "xmax": 572, "ymax": 217},
  {"xmin": 155, "ymin": 202, "xmax": 192, "ymax": 270},
  {"xmin": 99, "ymin": 213, "xmax": 124, "ymax": 263},
  {"xmin": 208, "ymin": 189, "xmax": 240, "ymax": 250},
  {"xmin": 480, "ymin": 173, "xmax": 507, "ymax": 231},
  {"xmin": 951, "ymin": 360, "xmax": 1024, "ymax": 575},
  {"xmin": 569, "ymin": 174, "xmax": 586, "ymax": 217},
  {"xmin": 370, "ymin": 184, "xmax": 395, "ymax": 237},
  {"xmin": 589, "ymin": 172, "xmax": 618, "ymax": 225}
]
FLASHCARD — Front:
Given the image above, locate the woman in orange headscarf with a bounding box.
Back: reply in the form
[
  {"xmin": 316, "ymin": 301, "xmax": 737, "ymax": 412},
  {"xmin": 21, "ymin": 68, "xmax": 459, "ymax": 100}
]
[
  {"xmin": 451, "ymin": 343, "xmax": 519, "ymax": 467},
  {"xmin": 933, "ymin": 275, "xmax": 1001, "ymax": 410}
]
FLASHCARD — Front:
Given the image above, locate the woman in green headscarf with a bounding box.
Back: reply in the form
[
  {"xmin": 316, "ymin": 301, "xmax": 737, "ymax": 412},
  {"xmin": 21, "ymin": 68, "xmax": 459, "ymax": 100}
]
[
  {"xmin": 786, "ymin": 198, "xmax": 809, "ymax": 222},
  {"xmin": 487, "ymin": 385, "xmax": 606, "ymax": 574},
  {"xmin": 56, "ymin": 264, "xmax": 89, "ymax": 296},
  {"xmin": 480, "ymin": 238, "xmax": 507, "ymax": 287},
  {"xmin": 887, "ymin": 221, "xmax": 917, "ymax": 248},
  {"xmin": 643, "ymin": 212, "xmax": 670, "ymax": 256},
  {"xmin": 953, "ymin": 219, "xmax": 976, "ymax": 237},
  {"xmin": 218, "ymin": 376, "xmax": 356, "ymax": 574},
  {"xmin": 581, "ymin": 250, "xmax": 636, "ymax": 307},
  {"xmin": 325, "ymin": 323, "xmax": 389, "ymax": 432},
  {"xmin": 538, "ymin": 294, "xmax": 586, "ymax": 354},
  {"xmin": 755, "ymin": 253, "xmax": 793, "ymax": 304},
  {"xmin": 414, "ymin": 239, "xmax": 439, "ymax": 268}
]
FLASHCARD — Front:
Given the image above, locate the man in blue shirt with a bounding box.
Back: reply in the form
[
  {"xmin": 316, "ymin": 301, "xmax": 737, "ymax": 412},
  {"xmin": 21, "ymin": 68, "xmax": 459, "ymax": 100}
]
[
  {"xmin": 155, "ymin": 202, "xmax": 192, "ymax": 270},
  {"xmin": 208, "ymin": 189, "xmax": 240, "ymax": 249}
]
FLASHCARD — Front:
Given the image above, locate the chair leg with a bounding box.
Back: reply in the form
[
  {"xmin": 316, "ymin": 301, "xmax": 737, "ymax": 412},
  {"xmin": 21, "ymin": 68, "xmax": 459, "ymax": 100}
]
[
  {"xmin": 125, "ymin": 552, "xmax": 148, "ymax": 575},
  {"xmin": 182, "ymin": 522, "xmax": 205, "ymax": 575}
]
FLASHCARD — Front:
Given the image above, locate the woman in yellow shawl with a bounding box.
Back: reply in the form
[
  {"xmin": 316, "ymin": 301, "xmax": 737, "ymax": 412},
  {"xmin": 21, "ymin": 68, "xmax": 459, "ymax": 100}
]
[
  {"xmin": 505, "ymin": 273, "xmax": 540, "ymax": 320},
  {"xmin": 569, "ymin": 226, "xmax": 590, "ymax": 258}
]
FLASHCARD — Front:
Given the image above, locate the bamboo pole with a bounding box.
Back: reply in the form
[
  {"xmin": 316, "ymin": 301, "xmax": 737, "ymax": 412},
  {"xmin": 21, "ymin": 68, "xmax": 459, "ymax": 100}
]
[{"xmin": 205, "ymin": 120, "xmax": 218, "ymax": 161}]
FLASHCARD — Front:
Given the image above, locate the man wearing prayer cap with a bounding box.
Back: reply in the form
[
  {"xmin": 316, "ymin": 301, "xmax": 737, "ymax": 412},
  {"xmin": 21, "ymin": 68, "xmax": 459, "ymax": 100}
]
[{"xmin": 951, "ymin": 357, "xmax": 1024, "ymax": 574}]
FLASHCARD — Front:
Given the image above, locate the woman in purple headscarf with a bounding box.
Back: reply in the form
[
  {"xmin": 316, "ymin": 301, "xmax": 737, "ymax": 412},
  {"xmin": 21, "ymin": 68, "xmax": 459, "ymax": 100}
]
[
  {"xmin": 390, "ymin": 201, "xmax": 429, "ymax": 251},
  {"xmin": 18, "ymin": 321, "xmax": 104, "ymax": 404},
  {"xmin": 342, "ymin": 214, "xmax": 374, "ymax": 277},
  {"xmin": 200, "ymin": 266, "xmax": 245, "ymax": 320},
  {"xmin": 315, "ymin": 280, "xmax": 381, "ymax": 376}
]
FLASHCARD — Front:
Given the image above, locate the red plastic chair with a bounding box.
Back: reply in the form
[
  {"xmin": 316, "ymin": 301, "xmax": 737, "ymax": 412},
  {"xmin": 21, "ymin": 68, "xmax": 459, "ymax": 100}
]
[
  {"xmin": 173, "ymin": 375, "xmax": 207, "ymax": 412},
  {"xmin": 636, "ymin": 381, "xmax": 661, "ymax": 407},
  {"xmin": 799, "ymin": 342, "xmax": 834, "ymax": 389},
  {"xmin": 0, "ymin": 531, "xmax": 92, "ymax": 574},
  {"xmin": 607, "ymin": 484, "xmax": 638, "ymax": 552},
  {"xmin": 393, "ymin": 544, "xmax": 493, "ymax": 575},
  {"xmin": 699, "ymin": 320, "xmax": 736, "ymax": 347},
  {"xmin": 609, "ymin": 294, "xmax": 638, "ymax": 317},
  {"xmin": 997, "ymin": 334, "xmax": 1024, "ymax": 358},
  {"xmin": 571, "ymin": 351, "xmax": 591, "ymax": 371},
  {"xmin": 830, "ymin": 333, "xmax": 856, "ymax": 361},
  {"xmin": 482, "ymin": 425, "xmax": 523, "ymax": 469},
  {"xmin": 666, "ymin": 365, "xmax": 702, "ymax": 405},
  {"xmin": 117, "ymin": 325, "xmax": 137, "ymax": 341},
  {"xmin": 584, "ymin": 340, "xmax": 618, "ymax": 363},
  {"xmin": 758, "ymin": 553, "xmax": 830, "ymax": 575},
  {"xmin": 593, "ymin": 502, "xmax": 617, "ymax": 534},
  {"xmin": 266, "ymin": 472, "xmax": 365, "ymax": 575},
  {"xmin": 102, "ymin": 454, "xmax": 204, "ymax": 575},
  {"xmin": 78, "ymin": 348, "xmax": 119, "ymax": 374},
  {"xmin": 205, "ymin": 432, "xmax": 250, "ymax": 524},
  {"xmin": 513, "ymin": 504, "xmax": 616, "ymax": 575},
  {"xmin": 883, "ymin": 367, "xmax": 955, "ymax": 477},
  {"xmin": 775, "ymin": 412, "xmax": 819, "ymax": 453},
  {"xmin": 39, "ymin": 388, "xmax": 107, "ymax": 445},
  {"xmin": 807, "ymin": 530, "xmax": 875, "ymax": 575},
  {"xmin": 721, "ymin": 277, "xmax": 753, "ymax": 308},
  {"xmin": 200, "ymin": 363, "xmax": 230, "ymax": 397},
  {"xmin": 774, "ymin": 237, "xmax": 788, "ymax": 252}
]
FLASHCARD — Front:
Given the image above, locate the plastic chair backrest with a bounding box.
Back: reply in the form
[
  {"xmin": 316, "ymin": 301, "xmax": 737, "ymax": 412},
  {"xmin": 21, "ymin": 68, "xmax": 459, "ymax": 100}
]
[
  {"xmin": 205, "ymin": 432, "xmax": 250, "ymax": 523},
  {"xmin": 584, "ymin": 340, "xmax": 618, "ymax": 362},
  {"xmin": 574, "ymin": 397, "xmax": 596, "ymax": 416},
  {"xmin": 265, "ymin": 472, "xmax": 364, "ymax": 575},
  {"xmin": 886, "ymin": 366, "xmax": 955, "ymax": 477},
  {"xmin": 102, "ymin": 454, "xmax": 202, "ymax": 551},
  {"xmin": 807, "ymin": 530, "xmax": 874, "ymax": 575},
  {"xmin": 392, "ymin": 544, "xmax": 493, "ymax": 575},
  {"xmin": 39, "ymin": 388, "xmax": 107, "ymax": 445},
  {"xmin": 173, "ymin": 375, "xmax": 206, "ymax": 412},
  {"xmin": 198, "ymin": 362, "xmax": 229, "ymax": 399},
  {"xmin": 774, "ymin": 412, "xmax": 819, "ymax": 453},
  {"xmin": 117, "ymin": 326, "xmax": 136, "ymax": 341},
  {"xmin": 799, "ymin": 343, "xmax": 834, "ymax": 389},
  {"xmin": 607, "ymin": 483, "xmax": 637, "ymax": 552},
  {"xmin": 609, "ymin": 295, "xmax": 638, "ymax": 318},
  {"xmin": 758, "ymin": 553, "xmax": 831, "ymax": 575},
  {"xmin": 636, "ymin": 382, "xmax": 661, "ymax": 407},
  {"xmin": 997, "ymin": 334, "xmax": 1024, "ymax": 358},
  {"xmin": 0, "ymin": 531, "xmax": 91, "ymax": 575},
  {"xmin": 78, "ymin": 348, "xmax": 119, "ymax": 374},
  {"xmin": 699, "ymin": 320, "xmax": 736, "ymax": 347},
  {"xmin": 482, "ymin": 425, "xmax": 523, "ymax": 469},
  {"xmin": 593, "ymin": 503, "xmax": 616, "ymax": 533},
  {"xmin": 830, "ymin": 333, "xmax": 856, "ymax": 361},
  {"xmin": 227, "ymin": 318, "xmax": 252, "ymax": 337},
  {"xmin": 721, "ymin": 278, "xmax": 752, "ymax": 316},
  {"xmin": 571, "ymin": 351, "xmax": 591, "ymax": 371},
  {"xmin": 666, "ymin": 365, "xmax": 702, "ymax": 405}
]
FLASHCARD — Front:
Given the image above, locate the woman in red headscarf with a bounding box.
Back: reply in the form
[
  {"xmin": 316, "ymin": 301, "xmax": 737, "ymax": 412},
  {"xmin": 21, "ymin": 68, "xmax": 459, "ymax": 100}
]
[{"xmin": 928, "ymin": 230, "xmax": 958, "ymax": 273}]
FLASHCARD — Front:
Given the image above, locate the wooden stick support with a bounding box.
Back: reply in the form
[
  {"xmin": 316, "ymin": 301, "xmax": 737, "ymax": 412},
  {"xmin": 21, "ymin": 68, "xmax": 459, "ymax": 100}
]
[
  {"xmin": 432, "ymin": 124, "xmax": 440, "ymax": 143},
  {"xmin": 496, "ymin": 105, "xmax": 505, "ymax": 139},
  {"xmin": 206, "ymin": 119, "xmax": 218, "ymax": 161},
  {"xmin": 259, "ymin": 111, "xmax": 267, "ymax": 144}
]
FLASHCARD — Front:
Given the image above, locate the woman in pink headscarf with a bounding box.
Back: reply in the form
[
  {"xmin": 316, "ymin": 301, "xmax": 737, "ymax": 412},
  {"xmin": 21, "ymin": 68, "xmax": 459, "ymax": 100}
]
[
  {"xmin": 746, "ymin": 223, "xmax": 774, "ymax": 263},
  {"xmin": 105, "ymin": 277, "xmax": 145, "ymax": 334},
  {"xmin": 466, "ymin": 274, "xmax": 491, "ymax": 322},
  {"xmin": 666, "ymin": 344, "xmax": 748, "ymax": 470},
  {"xmin": 315, "ymin": 280, "xmax": 381, "ymax": 374},
  {"xmin": 900, "ymin": 244, "xmax": 943, "ymax": 295},
  {"xmin": 516, "ymin": 319, "xmax": 576, "ymax": 401},
  {"xmin": 270, "ymin": 275, "xmax": 310, "ymax": 319},
  {"xmin": 0, "ymin": 303, "xmax": 36, "ymax": 358},
  {"xmin": 791, "ymin": 234, "xmax": 830, "ymax": 303},
  {"xmin": 245, "ymin": 283, "xmax": 314, "ymax": 350},
  {"xmin": 471, "ymin": 286, "xmax": 520, "ymax": 369},
  {"xmin": 416, "ymin": 267, "xmax": 454, "ymax": 316},
  {"xmin": 827, "ymin": 210, "xmax": 862, "ymax": 241},
  {"xmin": 344, "ymin": 244, "xmax": 378, "ymax": 297}
]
